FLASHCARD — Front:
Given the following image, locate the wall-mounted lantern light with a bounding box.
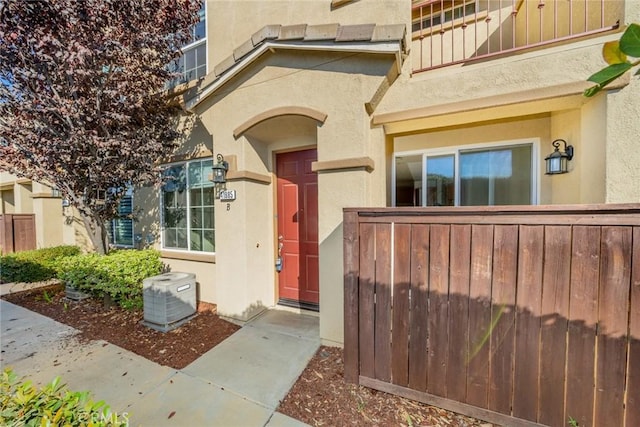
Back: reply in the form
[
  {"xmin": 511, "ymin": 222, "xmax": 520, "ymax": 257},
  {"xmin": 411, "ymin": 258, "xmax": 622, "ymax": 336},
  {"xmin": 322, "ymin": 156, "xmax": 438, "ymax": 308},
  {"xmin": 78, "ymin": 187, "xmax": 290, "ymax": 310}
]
[
  {"xmin": 211, "ymin": 154, "xmax": 229, "ymax": 198},
  {"xmin": 545, "ymin": 139, "xmax": 574, "ymax": 175},
  {"xmin": 211, "ymin": 154, "xmax": 229, "ymax": 184}
]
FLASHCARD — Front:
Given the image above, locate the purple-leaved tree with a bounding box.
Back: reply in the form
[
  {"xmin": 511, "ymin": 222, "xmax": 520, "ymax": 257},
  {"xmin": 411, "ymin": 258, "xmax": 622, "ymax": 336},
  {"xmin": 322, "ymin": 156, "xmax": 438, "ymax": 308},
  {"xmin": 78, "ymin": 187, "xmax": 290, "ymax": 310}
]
[{"xmin": 0, "ymin": 0, "xmax": 202, "ymax": 254}]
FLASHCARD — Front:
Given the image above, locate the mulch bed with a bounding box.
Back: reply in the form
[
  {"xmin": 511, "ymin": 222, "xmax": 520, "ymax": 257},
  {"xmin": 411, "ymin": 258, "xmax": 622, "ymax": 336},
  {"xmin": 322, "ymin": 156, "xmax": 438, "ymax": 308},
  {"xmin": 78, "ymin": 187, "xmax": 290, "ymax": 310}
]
[
  {"xmin": 279, "ymin": 346, "xmax": 488, "ymax": 427},
  {"xmin": 2, "ymin": 284, "xmax": 239, "ymax": 369},
  {"xmin": 3, "ymin": 284, "xmax": 490, "ymax": 426}
]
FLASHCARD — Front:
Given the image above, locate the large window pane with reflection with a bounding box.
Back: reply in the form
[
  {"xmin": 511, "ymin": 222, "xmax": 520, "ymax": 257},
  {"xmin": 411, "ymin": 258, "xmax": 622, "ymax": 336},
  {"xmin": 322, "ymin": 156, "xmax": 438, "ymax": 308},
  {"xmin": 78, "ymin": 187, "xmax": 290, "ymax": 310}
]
[
  {"xmin": 460, "ymin": 145, "xmax": 532, "ymax": 206},
  {"xmin": 395, "ymin": 155, "xmax": 422, "ymax": 206},
  {"xmin": 426, "ymin": 155, "xmax": 455, "ymax": 206}
]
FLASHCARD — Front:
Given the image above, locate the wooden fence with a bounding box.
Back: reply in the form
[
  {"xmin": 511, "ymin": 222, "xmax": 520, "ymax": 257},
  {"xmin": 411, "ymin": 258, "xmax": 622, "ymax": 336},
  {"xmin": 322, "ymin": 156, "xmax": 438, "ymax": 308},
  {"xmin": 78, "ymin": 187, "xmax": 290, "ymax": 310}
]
[
  {"xmin": 344, "ymin": 205, "xmax": 640, "ymax": 427},
  {"xmin": 0, "ymin": 214, "xmax": 36, "ymax": 254}
]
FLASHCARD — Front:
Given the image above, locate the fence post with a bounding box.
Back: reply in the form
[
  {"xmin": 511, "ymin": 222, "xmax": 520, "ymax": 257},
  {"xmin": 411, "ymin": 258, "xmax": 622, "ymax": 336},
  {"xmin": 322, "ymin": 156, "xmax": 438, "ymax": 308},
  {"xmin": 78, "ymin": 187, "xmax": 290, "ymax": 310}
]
[
  {"xmin": 343, "ymin": 209, "xmax": 360, "ymax": 384},
  {"xmin": 0, "ymin": 214, "xmax": 15, "ymax": 254}
]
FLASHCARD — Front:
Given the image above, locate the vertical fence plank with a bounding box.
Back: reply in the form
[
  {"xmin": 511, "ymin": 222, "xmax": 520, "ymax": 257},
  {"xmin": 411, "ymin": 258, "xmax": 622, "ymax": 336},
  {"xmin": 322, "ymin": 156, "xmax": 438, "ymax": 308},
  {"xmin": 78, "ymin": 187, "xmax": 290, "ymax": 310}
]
[
  {"xmin": 13, "ymin": 214, "xmax": 36, "ymax": 252},
  {"xmin": 447, "ymin": 224, "xmax": 471, "ymax": 403},
  {"xmin": 392, "ymin": 224, "xmax": 411, "ymax": 386},
  {"xmin": 343, "ymin": 211, "xmax": 360, "ymax": 383},
  {"xmin": 359, "ymin": 222, "xmax": 376, "ymax": 379},
  {"xmin": 374, "ymin": 223, "xmax": 392, "ymax": 382},
  {"xmin": 466, "ymin": 224, "xmax": 494, "ymax": 409},
  {"xmin": 488, "ymin": 225, "xmax": 518, "ymax": 415},
  {"xmin": 427, "ymin": 224, "xmax": 450, "ymax": 397},
  {"xmin": 409, "ymin": 224, "xmax": 430, "ymax": 392},
  {"xmin": 565, "ymin": 226, "xmax": 600, "ymax": 427},
  {"xmin": 1, "ymin": 214, "xmax": 15, "ymax": 254},
  {"xmin": 626, "ymin": 227, "xmax": 640, "ymax": 427},
  {"xmin": 513, "ymin": 225, "xmax": 544, "ymax": 421},
  {"xmin": 539, "ymin": 225, "xmax": 573, "ymax": 427},
  {"xmin": 595, "ymin": 227, "xmax": 632, "ymax": 427}
]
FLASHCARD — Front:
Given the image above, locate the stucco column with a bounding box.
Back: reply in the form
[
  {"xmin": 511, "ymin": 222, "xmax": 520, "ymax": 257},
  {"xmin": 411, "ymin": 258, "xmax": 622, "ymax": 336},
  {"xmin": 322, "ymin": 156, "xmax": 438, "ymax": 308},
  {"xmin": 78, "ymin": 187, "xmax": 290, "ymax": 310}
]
[
  {"xmin": 605, "ymin": 77, "xmax": 640, "ymax": 203},
  {"xmin": 214, "ymin": 178, "xmax": 274, "ymax": 323}
]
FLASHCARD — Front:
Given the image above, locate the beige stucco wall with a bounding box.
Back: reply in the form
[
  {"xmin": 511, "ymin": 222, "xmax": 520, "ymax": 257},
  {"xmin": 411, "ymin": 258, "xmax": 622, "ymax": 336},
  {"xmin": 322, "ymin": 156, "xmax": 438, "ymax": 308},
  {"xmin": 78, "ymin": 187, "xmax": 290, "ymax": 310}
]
[
  {"xmin": 604, "ymin": 77, "xmax": 640, "ymax": 203},
  {"xmin": 208, "ymin": 0, "xmax": 410, "ymax": 67}
]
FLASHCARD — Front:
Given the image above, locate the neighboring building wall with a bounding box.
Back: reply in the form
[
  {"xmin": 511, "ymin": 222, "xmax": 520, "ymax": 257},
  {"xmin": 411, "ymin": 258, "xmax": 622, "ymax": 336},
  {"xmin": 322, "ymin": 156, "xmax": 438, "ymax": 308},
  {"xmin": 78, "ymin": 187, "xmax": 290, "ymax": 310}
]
[{"xmin": 0, "ymin": 172, "xmax": 92, "ymax": 251}]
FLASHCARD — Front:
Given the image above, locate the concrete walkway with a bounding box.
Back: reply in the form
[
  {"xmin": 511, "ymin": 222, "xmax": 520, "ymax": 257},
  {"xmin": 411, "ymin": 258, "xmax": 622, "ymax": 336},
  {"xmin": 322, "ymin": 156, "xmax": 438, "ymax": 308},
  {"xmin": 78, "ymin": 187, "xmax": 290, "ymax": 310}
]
[{"xmin": 0, "ymin": 300, "xmax": 319, "ymax": 426}]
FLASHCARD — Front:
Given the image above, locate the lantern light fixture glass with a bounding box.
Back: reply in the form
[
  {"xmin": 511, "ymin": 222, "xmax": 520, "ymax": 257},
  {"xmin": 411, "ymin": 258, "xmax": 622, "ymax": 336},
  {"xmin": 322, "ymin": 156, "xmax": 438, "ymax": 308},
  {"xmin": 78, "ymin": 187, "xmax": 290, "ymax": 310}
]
[{"xmin": 544, "ymin": 139, "xmax": 574, "ymax": 175}]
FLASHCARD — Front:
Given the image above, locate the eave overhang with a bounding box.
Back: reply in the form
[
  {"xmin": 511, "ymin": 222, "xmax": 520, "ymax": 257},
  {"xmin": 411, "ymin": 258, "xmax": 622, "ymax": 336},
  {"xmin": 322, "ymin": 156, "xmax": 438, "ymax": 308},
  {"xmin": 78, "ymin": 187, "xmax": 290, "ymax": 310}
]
[{"xmin": 183, "ymin": 23, "xmax": 406, "ymax": 112}]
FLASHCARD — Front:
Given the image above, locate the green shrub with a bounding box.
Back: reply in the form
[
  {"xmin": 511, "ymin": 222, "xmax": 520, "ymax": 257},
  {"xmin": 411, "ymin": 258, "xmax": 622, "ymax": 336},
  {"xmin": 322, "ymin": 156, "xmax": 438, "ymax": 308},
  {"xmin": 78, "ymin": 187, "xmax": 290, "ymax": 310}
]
[
  {"xmin": 0, "ymin": 246, "xmax": 81, "ymax": 283},
  {"xmin": 0, "ymin": 368, "xmax": 128, "ymax": 426},
  {"xmin": 58, "ymin": 249, "xmax": 163, "ymax": 310}
]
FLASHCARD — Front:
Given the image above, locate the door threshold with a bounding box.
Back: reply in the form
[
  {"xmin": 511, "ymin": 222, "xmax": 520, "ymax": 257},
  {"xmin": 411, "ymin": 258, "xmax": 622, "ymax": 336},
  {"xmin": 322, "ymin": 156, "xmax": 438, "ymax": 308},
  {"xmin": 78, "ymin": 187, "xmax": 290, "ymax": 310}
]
[{"xmin": 278, "ymin": 298, "xmax": 319, "ymax": 312}]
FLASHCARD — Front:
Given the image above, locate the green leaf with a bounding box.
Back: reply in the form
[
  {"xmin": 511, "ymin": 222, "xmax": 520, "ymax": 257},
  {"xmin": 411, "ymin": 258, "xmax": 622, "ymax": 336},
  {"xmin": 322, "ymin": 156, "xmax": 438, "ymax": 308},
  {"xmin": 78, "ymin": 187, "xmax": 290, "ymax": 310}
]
[
  {"xmin": 603, "ymin": 41, "xmax": 627, "ymax": 64},
  {"xmin": 620, "ymin": 23, "xmax": 640, "ymax": 57},
  {"xmin": 583, "ymin": 61, "xmax": 633, "ymax": 97},
  {"xmin": 587, "ymin": 62, "xmax": 633, "ymax": 84}
]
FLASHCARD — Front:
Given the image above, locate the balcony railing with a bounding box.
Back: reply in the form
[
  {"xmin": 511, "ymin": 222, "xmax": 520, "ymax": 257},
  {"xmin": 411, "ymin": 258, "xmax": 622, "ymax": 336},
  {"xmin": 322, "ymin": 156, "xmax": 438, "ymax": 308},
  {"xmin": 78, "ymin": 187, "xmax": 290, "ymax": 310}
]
[{"xmin": 411, "ymin": 0, "xmax": 622, "ymax": 73}]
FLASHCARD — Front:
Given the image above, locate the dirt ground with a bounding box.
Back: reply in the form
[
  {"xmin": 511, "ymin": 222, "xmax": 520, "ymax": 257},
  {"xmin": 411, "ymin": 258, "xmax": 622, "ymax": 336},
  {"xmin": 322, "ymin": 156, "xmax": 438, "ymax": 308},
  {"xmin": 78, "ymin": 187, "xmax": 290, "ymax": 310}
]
[{"xmin": 3, "ymin": 285, "xmax": 488, "ymax": 426}]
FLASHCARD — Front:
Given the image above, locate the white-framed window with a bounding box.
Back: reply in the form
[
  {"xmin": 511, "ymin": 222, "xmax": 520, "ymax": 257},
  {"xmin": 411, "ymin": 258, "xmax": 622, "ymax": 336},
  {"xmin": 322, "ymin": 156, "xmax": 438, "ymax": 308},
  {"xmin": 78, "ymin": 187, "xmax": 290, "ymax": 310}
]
[
  {"xmin": 107, "ymin": 187, "xmax": 134, "ymax": 248},
  {"xmin": 161, "ymin": 158, "xmax": 215, "ymax": 253},
  {"xmin": 168, "ymin": 2, "xmax": 207, "ymax": 86},
  {"xmin": 412, "ymin": 0, "xmax": 478, "ymax": 33},
  {"xmin": 393, "ymin": 139, "xmax": 538, "ymax": 207}
]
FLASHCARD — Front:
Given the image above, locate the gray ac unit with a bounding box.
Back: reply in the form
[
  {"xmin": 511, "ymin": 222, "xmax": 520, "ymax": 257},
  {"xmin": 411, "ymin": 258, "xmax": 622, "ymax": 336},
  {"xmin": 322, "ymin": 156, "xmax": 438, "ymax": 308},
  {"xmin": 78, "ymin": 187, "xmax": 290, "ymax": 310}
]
[{"xmin": 142, "ymin": 272, "xmax": 197, "ymax": 332}]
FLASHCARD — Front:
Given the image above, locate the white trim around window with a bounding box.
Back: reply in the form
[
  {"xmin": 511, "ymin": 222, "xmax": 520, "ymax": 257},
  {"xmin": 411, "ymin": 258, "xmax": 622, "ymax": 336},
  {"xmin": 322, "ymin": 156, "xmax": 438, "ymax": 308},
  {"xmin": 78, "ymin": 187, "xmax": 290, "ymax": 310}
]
[
  {"xmin": 392, "ymin": 138, "xmax": 540, "ymax": 207},
  {"xmin": 159, "ymin": 157, "xmax": 216, "ymax": 254}
]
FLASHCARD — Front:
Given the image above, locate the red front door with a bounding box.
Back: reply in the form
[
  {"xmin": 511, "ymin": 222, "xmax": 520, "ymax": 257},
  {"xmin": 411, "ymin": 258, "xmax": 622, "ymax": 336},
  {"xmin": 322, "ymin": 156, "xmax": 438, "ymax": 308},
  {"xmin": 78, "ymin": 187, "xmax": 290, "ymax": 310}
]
[{"xmin": 276, "ymin": 149, "xmax": 319, "ymax": 307}]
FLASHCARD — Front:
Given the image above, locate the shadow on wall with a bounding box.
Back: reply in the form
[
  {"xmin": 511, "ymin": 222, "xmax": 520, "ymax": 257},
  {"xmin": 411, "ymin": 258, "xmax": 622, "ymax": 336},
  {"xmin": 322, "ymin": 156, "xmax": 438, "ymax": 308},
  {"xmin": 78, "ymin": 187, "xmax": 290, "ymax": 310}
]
[
  {"xmin": 132, "ymin": 116, "xmax": 215, "ymax": 250},
  {"xmin": 218, "ymin": 301, "xmax": 268, "ymax": 326},
  {"xmin": 349, "ymin": 279, "xmax": 640, "ymax": 427}
]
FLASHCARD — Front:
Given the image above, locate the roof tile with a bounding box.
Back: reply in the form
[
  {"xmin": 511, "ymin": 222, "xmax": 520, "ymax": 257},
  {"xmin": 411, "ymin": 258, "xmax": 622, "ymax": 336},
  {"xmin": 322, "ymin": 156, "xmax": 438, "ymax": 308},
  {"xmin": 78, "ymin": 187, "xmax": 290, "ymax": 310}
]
[
  {"xmin": 251, "ymin": 25, "xmax": 282, "ymax": 46},
  {"xmin": 304, "ymin": 23, "xmax": 340, "ymax": 41},
  {"xmin": 278, "ymin": 24, "xmax": 308, "ymax": 41},
  {"xmin": 214, "ymin": 54, "xmax": 236, "ymax": 77},
  {"xmin": 372, "ymin": 24, "xmax": 406, "ymax": 42},
  {"xmin": 233, "ymin": 38, "xmax": 255, "ymax": 61},
  {"xmin": 336, "ymin": 23, "xmax": 376, "ymax": 42}
]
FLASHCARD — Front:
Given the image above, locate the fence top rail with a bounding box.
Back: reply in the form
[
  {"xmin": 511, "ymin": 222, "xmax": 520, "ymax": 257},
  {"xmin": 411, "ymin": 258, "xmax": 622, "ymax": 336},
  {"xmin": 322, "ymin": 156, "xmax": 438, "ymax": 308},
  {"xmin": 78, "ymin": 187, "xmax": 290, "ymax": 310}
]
[{"xmin": 344, "ymin": 204, "xmax": 640, "ymax": 224}]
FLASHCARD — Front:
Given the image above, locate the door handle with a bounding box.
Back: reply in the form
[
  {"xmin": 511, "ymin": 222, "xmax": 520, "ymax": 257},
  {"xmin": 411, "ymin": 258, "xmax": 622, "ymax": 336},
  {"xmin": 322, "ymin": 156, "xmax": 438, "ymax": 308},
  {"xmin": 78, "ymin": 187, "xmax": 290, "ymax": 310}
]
[{"xmin": 278, "ymin": 235, "xmax": 283, "ymax": 256}]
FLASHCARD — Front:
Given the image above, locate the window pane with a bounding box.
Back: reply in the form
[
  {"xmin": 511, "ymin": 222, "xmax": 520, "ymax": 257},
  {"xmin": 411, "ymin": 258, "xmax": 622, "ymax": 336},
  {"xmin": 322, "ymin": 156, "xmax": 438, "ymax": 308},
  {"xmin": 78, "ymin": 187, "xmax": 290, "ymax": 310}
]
[
  {"xmin": 112, "ymin": 219, "xmax": 133, "ymax": 246},
  {"xmin": 190, "ymin": 229, "xmax": 203, "ymax": 252},
  {"xmin": 395, "ymin": 155, "xmax": 422, "ymax": 206},
  {"xmin": 203, "ymin": 230, "xmax": 215, "ymax": 252},
  {"xmin": 185, "ymin": 49, "xmax": 196, "ymax": 71},
  {"xmin": 194, "ymin": 21, "xmax": 206, "ymax": 40},
  {"xmin": 176, "ymin": 228, "xmax": 188, "ymax": 249},
  {"xmin": 190, "ymin": 188, "xmax": 202, "ymax": 206},
  {"xmin": 426, "ymin": 155, "xmax": 455, "ymax": 206},
  {"xmin": 460, "ymin": 145, "xmax": 532, "ymax": 206},
  {"xmin": 163, "ymin": 228, "xmax": 177, "ymax": 248},
  {"xmin": 196, "ymin": 44, "xmax": 206, "ymax": 67},
  {"xmin": 191, "ymin": 207, "xmax": 202, "ymax": 228},
  {"xmin": 203, "ymin": 207, "xmax": 214, "ymax": 229},
  {"xmin": 203, "ymin": 186, "xmax": 215, "ymax": 205}
]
